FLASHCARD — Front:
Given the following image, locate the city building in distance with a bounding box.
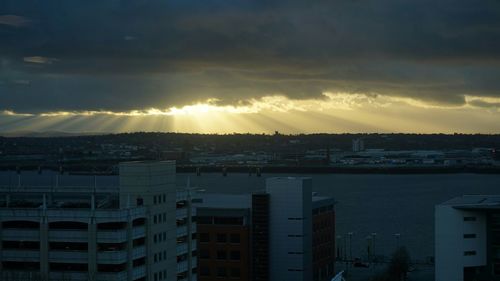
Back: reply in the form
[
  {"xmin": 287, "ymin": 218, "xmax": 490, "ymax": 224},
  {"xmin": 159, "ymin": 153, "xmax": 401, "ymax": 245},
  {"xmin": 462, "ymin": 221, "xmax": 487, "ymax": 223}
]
[
  {"xmin": 435, "ymin": 195, "xmax": 500, "ymax": 281},
  {"xmin": 0, "ymin": 161, "xmax": 197, "ymax": 281},
  {"xmin": 194, "ymin": 177, "xmax": 336, "ymax": 281}
]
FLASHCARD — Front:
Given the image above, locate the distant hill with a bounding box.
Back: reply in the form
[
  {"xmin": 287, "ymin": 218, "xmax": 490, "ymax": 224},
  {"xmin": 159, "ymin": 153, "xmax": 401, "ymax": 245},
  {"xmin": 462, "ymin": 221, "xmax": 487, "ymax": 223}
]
[{"xmin": 0, "ymin": 131, "xmax": 106, "ymax": 138}]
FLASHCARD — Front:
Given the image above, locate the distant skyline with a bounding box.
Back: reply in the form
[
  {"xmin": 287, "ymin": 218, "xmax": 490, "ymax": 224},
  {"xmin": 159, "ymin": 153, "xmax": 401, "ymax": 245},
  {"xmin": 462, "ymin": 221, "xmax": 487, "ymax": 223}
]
[{"xmin": 1, "ymin": 1, "xmax": 500, "ymax": 133}]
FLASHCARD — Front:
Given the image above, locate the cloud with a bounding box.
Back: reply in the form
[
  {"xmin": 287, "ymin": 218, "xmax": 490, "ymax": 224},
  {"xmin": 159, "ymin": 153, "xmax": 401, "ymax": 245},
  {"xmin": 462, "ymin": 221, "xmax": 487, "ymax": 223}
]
[
  {"xmin": 23, "ymin": 56, "xmax": 58, "ymax": 64},
  {"xmin": 0, "ymin": 15, "xmax": 31, "ymax": 27},
  {"xmin": 0, "ymin": 0, "xmax": 500, "ymax": 114}
]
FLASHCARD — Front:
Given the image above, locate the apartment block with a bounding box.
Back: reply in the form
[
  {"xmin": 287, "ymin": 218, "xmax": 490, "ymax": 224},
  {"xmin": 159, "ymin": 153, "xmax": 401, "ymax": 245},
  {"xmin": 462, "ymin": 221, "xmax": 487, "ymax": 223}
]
[{"xmin": 0, "ymin": 161, "xmax": 197, "ymax": 281}]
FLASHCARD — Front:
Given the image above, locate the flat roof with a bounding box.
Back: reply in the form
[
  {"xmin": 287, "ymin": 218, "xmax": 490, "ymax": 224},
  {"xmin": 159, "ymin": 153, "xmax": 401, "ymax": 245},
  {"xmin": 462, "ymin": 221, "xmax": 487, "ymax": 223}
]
[
  {"xmin": 195, "ymin": 192, "xmax": 335, "ymax": 209},
  {"xmin": 195, "ymin": 193, "xmax": 252, "ymax": 209},
  {"xmin": 439, "ymin": 195, "xmax": 500, "ymax": 210}
]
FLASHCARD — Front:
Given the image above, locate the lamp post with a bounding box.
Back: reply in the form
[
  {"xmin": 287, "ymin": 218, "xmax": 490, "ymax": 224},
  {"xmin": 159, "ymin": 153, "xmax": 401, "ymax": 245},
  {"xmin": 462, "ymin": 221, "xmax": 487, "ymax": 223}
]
[
  {"xmin": 336, "ymin": 235, "xmax": 343, "ymax": 261},
  {"xmin": 371, "ymin": 232, "xmax": 377, "ymax": 263},
  {"xmin": 347, "ymin": 232, "xmax": 354, "ymax": 262},
  {"xmin": 394, "ymin": 233, "xmax": 401, "ymax": 249}
]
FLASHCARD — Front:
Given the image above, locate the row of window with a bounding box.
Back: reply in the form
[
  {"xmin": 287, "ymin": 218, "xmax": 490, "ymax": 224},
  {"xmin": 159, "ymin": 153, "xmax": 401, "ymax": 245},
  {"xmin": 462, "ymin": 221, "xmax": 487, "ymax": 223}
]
[
  {"xmin": 1, "ymin": 219, "xmax": 145, "ymax": 230},
  {"xmin": 199, "ymin": 266, "xmax": 240, "ymax": 278},
  {"xmin": 154, "ymin": 251, "xmax": 168, "ymax": 263},
  {"xmin": 313, "ymin": 231, "xmax": 333, "ymax": 244},
  {"xmin": 153, "ymin": 194, "xmax": 167, "ymax": 205},
  {"xmin": 197, "ymin": 216, "xmax": 244, "ymax": 226},
  {"xmin": 199, "ymin": 233, "xmax": 240, "ymax": 244},
  {"xmin": 464, "ymin": 251, "xmax": 477, "ymax": 256},
  {"xmin": 154, "ymin": 269, "xmax": 168, "ymax": 281},
  {"xmin": 200, "ymin": 249, "xmax": 241, "ymax": 260},
  {"xmin": 2, "ymin": 241, "xmax": 140, "ymax": 252},
  {"xmin": 154, "ymin": 232, "xmax": 168, "ymax": 244},
  {"xmin": 312, "ymin": 205, "xmax": 334, "ymax": 215},
  {"xmin": 154, "ymin": 213, "xmax": 168, "ymax": 224},
  {"xmin": 1, "ymin": 261, "xmax": 143, "ymax": 272},
  {"xmin": 313, "ymin": 218, "xmax": 334, "ymax": 231}
]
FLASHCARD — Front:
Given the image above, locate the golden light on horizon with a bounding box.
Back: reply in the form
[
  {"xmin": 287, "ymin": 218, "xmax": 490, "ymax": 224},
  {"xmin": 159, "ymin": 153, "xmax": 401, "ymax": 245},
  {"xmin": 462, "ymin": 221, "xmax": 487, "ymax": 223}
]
[{"xmin": 1, "ymin": 93, "xmax": 500, "ymax": 134}]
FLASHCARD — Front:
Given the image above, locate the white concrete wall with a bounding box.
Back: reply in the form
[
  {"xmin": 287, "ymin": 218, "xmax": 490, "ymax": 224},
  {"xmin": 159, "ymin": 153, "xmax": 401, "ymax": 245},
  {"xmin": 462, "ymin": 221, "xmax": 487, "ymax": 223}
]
[
  {"xmin": 267, "ymin": 177, "xmax": 312, "ymax": 281},
  {"xmin": 435, "ymin": 205, "xmax": 487, "ymax": 281},
  {"xmin": 119, "ymin": 161, "xmax": 177, "ymax": 281}
]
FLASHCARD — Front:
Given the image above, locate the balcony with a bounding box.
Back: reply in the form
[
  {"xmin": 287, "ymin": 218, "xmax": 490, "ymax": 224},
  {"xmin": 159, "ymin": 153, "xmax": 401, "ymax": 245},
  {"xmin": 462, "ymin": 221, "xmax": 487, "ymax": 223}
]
[
  {"xmin": 49, "ymin": 251, "xmax": 88, "ymax": 263},
  {"xmin": 97, "ymin": 250, "xmax": 128, "ymax": 264},
  {"xmin": 177, "ymin": 242, "xmax": 188, "ymax": 256},
  {"xmin": 132, "ymin": 265, "xmax": 146, "ymax": 280},
  {"xmin": 96, "ymin": 271, "xmax": 127, "ymax": 281},
  {"xmin": 49, "ymin": 230, "xmax": 88, "ymax": 242},
  {"xmin": 97, "ymin": 230, "xmax": 127, "ymax": 243},
  {"xmin": 177, "ymin": 260, "xmax": 188, "ymax": 273},
  {"xmin": 177, "ymin": 225, "xmax": 188, "ymax": 237},
  {"xmin": 132, "ymin": 245, "xmax": 146, "ymax": 259},
  {"xmin": 50, "ymin": 271, "xmax": 88, "ymax": 281},
  {"xmin": 176, "ymin": 208, "xmax": 188, "ymax": 220},
  {"xmin": 2, "ymin": 249, "xmax": 40, "ymax": 262},
  {"xmin": 2, "ymin": 229, "xmax": 39, "ymax": 241},
  {"xmin": 132, "ymin": 226, "xmax": 146, "ymax": 239}
]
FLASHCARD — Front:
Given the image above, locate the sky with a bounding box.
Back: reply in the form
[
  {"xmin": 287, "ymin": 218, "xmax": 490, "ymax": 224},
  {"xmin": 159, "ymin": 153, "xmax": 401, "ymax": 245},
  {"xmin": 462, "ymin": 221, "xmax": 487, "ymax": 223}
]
[{"xmin": 1, "ymin": 0, "xmax": 500, "ymax": 134}]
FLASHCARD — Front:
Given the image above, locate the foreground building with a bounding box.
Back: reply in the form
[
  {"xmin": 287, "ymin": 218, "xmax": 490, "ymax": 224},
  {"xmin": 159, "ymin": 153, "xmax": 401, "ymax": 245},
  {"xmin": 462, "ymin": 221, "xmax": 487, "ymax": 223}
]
[
  {"xmin": 435, "ymin": 195, "xmax": 500, "ymax": 281},
  {"xmin": 0, "ymin": 161, "xmax": 197, "ymax": 281},
  {"xmin": 195, "ymin": 177, "xmax": 336, "ymax": 281}
]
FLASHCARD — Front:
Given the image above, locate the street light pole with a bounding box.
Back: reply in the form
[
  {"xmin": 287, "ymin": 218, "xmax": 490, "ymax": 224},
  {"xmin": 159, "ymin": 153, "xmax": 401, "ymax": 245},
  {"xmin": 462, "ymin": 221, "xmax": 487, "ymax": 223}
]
[
  {"xmin": 371, "ymin": 232, "xmax": 377, "ymax": 263},
  {"xmin": 394, "ymin": 233, "xmax": 401, "ymax": 249},
  {"xmin": 348, "ymin": 232, "xmax": 354, "ymax": 262}
]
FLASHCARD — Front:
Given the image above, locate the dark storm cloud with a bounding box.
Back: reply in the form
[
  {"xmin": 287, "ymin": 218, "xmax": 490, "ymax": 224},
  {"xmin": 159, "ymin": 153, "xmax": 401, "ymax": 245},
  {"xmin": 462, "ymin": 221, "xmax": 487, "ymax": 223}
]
[{"xmin": 1, "ymin": 0, "xmax": 500, "ymax": 113}]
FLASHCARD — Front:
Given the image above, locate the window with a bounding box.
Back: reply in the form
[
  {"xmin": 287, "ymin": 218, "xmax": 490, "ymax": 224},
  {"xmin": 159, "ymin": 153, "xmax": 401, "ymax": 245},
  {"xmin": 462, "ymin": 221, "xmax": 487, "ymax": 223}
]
[
  {"xmin": 230, "ymin": 250, "xmax": 240, "ymax": 261},
  {"xmin": 464, "ymin": 217, "xmax": 477, "ymax": 222},
  {"xmin": 464, "ymin": 251, "xmax": 477, "ymax": 256},
  {"xmin": 200, "ymin": 233, "xmax": 210, "ymax": 243},
  {"xmin": 464, "ymin": 234, "xmax": 477, "ymax": 239},
  {"xmin": 154, "ymin": 215, "xmax": 157, "ymax": 224},
  {"xmin": 216, "ymin": 267, "xmax": 227, "ymax": 277},
  {"xmin": 217, "ymin": 233, "xmax": 227, "ymax": 243},
  {"xmin": 230, "ymin": 268, "xmax": 241, "ymax": 278},
  {"xmin": 200, "ymin": 267, "xmax": 210, "ymax": 276},
  {"xmin": 230, "ymin": 233, "xmax": 240, "ymax": 244},
  {"xmin": 217, "ymin": 250, "xmax": 227, "ymax": 260},
  {"xmin": 154, "ymin": 196, "xmax": 157, "ymax": 205},
  {"xmin": 200, "ymin": 249, "xmax": 210, "ymax": 259},
  {"xmin": 163, "ymin": 194, "xmax": 166, "ymax": 202}
]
